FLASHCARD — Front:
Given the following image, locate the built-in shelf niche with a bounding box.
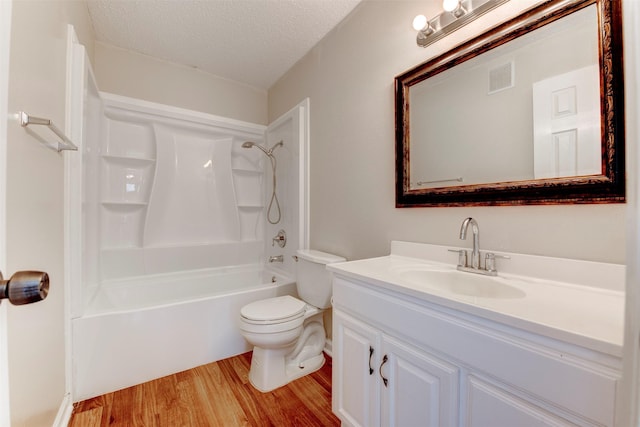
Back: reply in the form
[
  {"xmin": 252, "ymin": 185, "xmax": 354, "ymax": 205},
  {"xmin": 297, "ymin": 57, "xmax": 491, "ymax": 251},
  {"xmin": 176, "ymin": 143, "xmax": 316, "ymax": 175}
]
[
  {"xmin": 101, "ymin": 203, "xmax": 147, "ymax": 248},
  {"xmin": 100, "ymin": 111, "xmax": 157, "ymax": 251},
  {"xmin": 101, "ymin": 156, "xmax": 155, "ymax": 205},
  {"xmin": 233, "ymin": 169, "xmax": 264, "ymax": 207},
  {"xmin": 103, "ymin": 110, "xmax": 156, "ymax": 159},
  {"xmin": 231, "ymin": 140, "xmax": 265, "ymax": 242},
  {"xmin": 237, "ymin": 206, "xmax": 263, "ymax": 241}
]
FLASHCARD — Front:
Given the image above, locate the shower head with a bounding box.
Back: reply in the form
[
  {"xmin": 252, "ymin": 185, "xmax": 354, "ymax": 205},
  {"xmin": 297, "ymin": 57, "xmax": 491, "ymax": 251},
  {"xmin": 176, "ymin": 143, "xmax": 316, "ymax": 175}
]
[
  {"xmin": 242, "ymin": 141, "xmax": 270, "ymax": 157},
  {"xmin": 242, "ymin": 141, "xmax": 283, "ymax": 157}
]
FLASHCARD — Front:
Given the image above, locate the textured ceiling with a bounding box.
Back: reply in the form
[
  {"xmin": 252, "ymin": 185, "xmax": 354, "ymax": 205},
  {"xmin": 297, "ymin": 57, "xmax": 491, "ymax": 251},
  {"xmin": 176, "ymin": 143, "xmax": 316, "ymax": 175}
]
[{"xmin": 87, "ymin": 0, "xmax": 363, "ymax": 90}]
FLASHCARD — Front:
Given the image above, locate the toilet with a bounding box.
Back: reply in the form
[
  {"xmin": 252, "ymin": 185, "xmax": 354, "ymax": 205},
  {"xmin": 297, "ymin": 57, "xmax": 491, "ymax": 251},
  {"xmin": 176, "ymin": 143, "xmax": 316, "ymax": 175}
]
[{"xmin": 239, "ymin": 249, "xmax": 345, "ymax": 392}]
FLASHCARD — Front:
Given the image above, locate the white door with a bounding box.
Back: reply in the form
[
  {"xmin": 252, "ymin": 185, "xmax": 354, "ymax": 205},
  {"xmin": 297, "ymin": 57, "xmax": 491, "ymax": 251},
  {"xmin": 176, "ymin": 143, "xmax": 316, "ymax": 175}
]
[
  {"xmin": 621, "ymin": 1, "xmax": 640, "ymax": 426},
  {"xmin": 1, "ymin": 1, "xmax": 71, "ymax": 425},
  {"xmin": 532, "ymin": 65, "xmax": 601, "ymax": 179},
  {"xmin": 0, "ymin": 0, "xmax": 11, "ymax": 425}
]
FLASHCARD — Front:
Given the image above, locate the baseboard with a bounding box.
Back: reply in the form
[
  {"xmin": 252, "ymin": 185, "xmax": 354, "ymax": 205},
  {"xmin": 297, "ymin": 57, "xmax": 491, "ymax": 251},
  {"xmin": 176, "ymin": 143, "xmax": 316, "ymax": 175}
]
[
  {"xmin": 324, "ymin": 338, "xmax": 333, "ymax": 358},
  {"xmin": 53, "ymin": 393, "xmax": 73, "ymax": 427}
]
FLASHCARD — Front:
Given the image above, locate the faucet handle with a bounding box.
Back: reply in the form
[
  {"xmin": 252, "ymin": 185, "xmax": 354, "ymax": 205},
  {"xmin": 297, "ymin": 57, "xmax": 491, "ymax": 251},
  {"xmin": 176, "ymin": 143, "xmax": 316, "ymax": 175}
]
[
  {"xmin": 448, "ymin": 249, "xmax": 467, "ymax": 267},
  {"xmin": 272, "ymin": 230, "xmax": 287, "ymax": 248},
  {"xmin": 484, "ymin": 252, "xmax": 510, "ymax": 273}
]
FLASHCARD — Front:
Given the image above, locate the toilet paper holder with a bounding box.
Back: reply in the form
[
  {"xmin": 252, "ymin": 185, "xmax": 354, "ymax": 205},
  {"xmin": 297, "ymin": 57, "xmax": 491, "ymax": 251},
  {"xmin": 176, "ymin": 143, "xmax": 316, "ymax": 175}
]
[{"xmin": 0, "ymin": 270, "xmax": 49, "ymax": 306}]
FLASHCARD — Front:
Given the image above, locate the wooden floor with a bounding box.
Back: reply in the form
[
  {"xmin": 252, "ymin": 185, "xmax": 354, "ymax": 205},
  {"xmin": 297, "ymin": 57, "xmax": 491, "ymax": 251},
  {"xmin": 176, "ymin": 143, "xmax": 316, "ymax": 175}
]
[{"xmin": 69, "ymin": 352, "xmax": 339, "ymax": 427}]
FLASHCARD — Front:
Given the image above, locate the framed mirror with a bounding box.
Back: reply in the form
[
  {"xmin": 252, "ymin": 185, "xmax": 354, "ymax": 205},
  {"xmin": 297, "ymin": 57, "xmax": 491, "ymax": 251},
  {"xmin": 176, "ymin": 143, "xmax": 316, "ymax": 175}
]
[{"xmin": 395, "ymin": 0, "xmax": 624, "ymax": 207}]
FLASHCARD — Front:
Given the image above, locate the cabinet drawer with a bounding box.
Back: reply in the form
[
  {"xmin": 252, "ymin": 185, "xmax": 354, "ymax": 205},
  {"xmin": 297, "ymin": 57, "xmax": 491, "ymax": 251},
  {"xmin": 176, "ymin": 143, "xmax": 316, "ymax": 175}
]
[{"xmin": 333, "ymin": 276, "xmax": 619, "ymax": 426}]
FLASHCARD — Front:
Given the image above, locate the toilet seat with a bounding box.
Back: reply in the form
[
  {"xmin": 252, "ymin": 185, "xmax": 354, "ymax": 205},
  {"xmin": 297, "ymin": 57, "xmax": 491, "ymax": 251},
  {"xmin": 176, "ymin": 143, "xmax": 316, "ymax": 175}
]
[
  {"xmin": 240, "ymin": 296, "xmax": 307, "ymax": 334},
  {"xmin": 241, "ymin": 295, "xmax": 306, "ymax": 323}
]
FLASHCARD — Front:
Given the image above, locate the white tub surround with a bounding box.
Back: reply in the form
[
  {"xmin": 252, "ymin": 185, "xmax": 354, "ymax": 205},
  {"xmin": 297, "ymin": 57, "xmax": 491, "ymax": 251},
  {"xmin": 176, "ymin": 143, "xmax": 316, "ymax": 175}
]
[
  {"xmin": 71, "ymin": 91, "xmax": 281, "ymax": 401},
  {"xmin": 75, "ymin": 93, "xmax": 309, "ymax": 289},
  {"xmin": 330, "ymin": 241, "xmax": 623, "ymax": 427},
  {"xmin": 93, "ymin": 93, "xmax": 269, "ymax": 283}
]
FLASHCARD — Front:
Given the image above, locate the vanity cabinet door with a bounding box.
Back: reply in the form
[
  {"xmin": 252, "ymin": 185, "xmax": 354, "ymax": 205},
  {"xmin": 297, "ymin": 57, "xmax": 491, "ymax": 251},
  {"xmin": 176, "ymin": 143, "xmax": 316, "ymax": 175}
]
[
  {"xmin": 380, "ymin": 336, "xmax": 459, "ymax": 427},
  {"xmin": 333, "ymin": 309, "xmax": 381, "ymax": 427}
]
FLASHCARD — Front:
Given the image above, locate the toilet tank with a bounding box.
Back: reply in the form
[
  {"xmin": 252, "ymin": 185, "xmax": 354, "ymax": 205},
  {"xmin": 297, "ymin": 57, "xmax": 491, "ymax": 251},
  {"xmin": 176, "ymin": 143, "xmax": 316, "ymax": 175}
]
[{"xmin": 296, "ymin": 249, "xmax": 346, "ymax": 309}]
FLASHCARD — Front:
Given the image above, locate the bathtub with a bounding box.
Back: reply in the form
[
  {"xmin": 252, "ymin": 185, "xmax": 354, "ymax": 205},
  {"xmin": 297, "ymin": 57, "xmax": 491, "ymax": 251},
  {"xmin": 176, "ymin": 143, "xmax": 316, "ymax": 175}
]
[{"xmin": 72, "ymin": 264, "xmax": 296, "ymax": 401}]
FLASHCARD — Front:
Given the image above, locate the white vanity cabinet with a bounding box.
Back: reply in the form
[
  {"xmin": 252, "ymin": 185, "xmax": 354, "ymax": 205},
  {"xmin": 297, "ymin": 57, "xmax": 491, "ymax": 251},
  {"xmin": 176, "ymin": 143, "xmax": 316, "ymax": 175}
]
[
  {"xmin": 333, "ymin": 309, "xmax": 458, "ymax": 427},
  {"xmin": 331, "ymin": 274, "xmax": 622, "ymax": 427}
]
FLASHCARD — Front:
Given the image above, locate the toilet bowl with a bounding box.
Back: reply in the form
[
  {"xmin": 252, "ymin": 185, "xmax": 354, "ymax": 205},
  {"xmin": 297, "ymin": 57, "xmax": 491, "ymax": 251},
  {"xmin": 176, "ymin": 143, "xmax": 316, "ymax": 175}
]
[
  {"xmin": 240, "ymin": 295, "xmax": 306, "ymax": 349},
  {"xmin": 240, "ymin": 296, "xmax": 325, "ymax": 392},
  {"xmin": 239, "ymin": 249, "xmax": 345, "ymax": 392}
]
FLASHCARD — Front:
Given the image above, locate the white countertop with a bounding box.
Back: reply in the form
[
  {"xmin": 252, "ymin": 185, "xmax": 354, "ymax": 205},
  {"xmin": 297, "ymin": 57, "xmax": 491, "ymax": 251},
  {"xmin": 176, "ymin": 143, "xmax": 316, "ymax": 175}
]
[{"xmin": 328, "ymin": 242, "xmax": 625, "ymax": 357}]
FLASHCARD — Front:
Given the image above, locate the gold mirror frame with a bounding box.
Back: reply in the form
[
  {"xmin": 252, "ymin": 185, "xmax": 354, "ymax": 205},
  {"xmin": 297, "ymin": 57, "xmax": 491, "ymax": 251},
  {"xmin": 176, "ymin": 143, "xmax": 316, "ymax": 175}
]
[{"xmin": 395, "ymin": 0, "xmax": 624, "ymax": 207}]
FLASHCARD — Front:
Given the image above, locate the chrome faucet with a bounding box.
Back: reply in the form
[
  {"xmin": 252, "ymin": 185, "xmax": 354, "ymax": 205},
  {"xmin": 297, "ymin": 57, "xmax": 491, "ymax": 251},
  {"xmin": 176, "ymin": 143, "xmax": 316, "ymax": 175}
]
[
  {"xmin": 451, "ymin": 217, "xmax": 509, "ymax": 276},
  {"xmin": 268, "ymin": 255, "xmax": 284, "ymax": 263},
  {"xmin": 460, "ymin": 217, "xmax": 480, "ymax": 269}
]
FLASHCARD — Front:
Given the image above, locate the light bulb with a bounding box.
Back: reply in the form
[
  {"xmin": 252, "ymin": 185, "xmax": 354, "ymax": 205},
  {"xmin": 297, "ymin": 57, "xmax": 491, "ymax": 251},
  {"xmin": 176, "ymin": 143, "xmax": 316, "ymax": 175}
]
[
  {"xmin": 442, "ymin": 0, "xmax": 460, "ymax": 12},
  {"xmin": 412, "ymin": 15, "xmax": 428, "ymax": 31}
]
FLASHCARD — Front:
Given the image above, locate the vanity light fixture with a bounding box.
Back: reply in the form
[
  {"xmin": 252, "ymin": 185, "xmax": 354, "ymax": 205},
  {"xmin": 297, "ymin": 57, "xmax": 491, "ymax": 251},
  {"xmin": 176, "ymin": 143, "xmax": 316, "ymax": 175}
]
[
  {"xmin": 442, "ymin": 0, "xmax": 466, "ymax": 18},
  {"xmin": 413, "ymin": 0, "xmax": 510, "ymax": 48},
  {"xmin": 413, "ymin": 14, "xmax": 434, "ymax": 35},
  {"xmin": 413, "ymin": 14, "xmax": 435, "ymax": 43}
]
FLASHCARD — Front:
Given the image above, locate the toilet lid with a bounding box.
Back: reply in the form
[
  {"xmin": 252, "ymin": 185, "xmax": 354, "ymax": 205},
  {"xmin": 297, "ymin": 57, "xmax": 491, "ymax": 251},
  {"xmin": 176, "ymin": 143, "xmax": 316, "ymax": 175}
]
[{"xmin": 241, "ymin": 295, "xmax": 306, "ymax": 322}]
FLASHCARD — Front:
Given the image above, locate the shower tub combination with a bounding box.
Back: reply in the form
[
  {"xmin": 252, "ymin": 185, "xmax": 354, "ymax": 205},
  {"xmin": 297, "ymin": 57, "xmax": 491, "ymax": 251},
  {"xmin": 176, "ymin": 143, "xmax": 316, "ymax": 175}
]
[
  {"xmin": 71, "ymin": 89, "xmax": 302, "ymax": 400},
  {"xmin": 73, "ymin": 266, "xmax": 295, "ymax": 401}
]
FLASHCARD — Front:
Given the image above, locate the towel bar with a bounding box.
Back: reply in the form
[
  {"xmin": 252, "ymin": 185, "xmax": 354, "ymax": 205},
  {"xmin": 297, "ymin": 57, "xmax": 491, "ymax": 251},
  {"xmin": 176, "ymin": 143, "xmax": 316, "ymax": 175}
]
[
  {"xmin": 416, "ymin": 177, "xmax": 463, "ymax": 186},
  {"xmin": 18, "ymin": 111, "xmax": 78, "ymax": 152}
]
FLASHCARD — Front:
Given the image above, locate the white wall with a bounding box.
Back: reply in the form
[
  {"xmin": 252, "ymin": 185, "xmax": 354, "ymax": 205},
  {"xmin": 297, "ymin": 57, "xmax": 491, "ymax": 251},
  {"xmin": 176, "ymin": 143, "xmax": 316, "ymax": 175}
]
[
  {"xmin": 94, "ymin": 42, "xmax": 268, "ymax": 125},
  {"xmin": 268, "ymin": 0, "xmax": 626, "ymax": 265},
  {"xmin": 6, "ymin": 1, "xmax": 94, "ymax": 425}
]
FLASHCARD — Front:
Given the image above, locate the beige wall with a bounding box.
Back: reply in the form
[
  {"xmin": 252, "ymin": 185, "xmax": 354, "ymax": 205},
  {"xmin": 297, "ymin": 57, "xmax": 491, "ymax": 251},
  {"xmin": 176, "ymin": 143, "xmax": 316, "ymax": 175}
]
[
  {"xmin": 268, "ymin": 0, "xmax": 626, "ymax": 265},
  {"xmin": 6, "ymin": 1, "xmax": 94, "ymax": 425},
  {"xmin": 94, "ymin": 42, "xmax": 269, "ymax": 125}
]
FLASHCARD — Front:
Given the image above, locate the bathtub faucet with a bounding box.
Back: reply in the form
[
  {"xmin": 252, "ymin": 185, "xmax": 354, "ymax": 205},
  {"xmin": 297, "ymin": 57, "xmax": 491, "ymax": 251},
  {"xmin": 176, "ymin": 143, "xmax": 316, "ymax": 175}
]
[{"xmin": 268, "ymin": 255, "xmax": 284, "ymax": 263}]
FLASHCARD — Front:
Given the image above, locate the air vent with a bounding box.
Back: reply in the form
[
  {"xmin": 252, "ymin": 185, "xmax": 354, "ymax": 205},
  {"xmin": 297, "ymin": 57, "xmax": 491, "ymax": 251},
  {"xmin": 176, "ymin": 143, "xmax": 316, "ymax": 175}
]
[{"xmin": 488, "ymin": 61, "xmax": 514, "ymax": 94}]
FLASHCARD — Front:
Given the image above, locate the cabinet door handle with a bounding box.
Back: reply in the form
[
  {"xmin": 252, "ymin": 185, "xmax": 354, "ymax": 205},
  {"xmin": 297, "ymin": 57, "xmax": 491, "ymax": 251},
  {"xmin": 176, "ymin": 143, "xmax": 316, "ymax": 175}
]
[
  {"xmin": 369, "ymin": 346, "xmax": 374, "ymax": 375},
  {"xmin": 379, "ymin": 354, "xmax": 389, "ymax": 387}
]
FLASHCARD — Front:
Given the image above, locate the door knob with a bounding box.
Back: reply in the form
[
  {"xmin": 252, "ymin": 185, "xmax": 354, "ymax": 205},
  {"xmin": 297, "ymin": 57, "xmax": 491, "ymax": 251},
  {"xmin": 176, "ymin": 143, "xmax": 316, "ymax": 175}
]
[{"xmin": 0, "ymin": 270, "xmax": 49, "ymax": 305}]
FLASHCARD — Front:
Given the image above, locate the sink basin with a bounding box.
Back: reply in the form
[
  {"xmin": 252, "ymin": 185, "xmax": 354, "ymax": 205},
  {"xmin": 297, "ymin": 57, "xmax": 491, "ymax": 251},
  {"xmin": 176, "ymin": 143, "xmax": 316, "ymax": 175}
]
[{"xmin": 394, "ymin": 267, "xmax": 526, "ymax": 299}]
